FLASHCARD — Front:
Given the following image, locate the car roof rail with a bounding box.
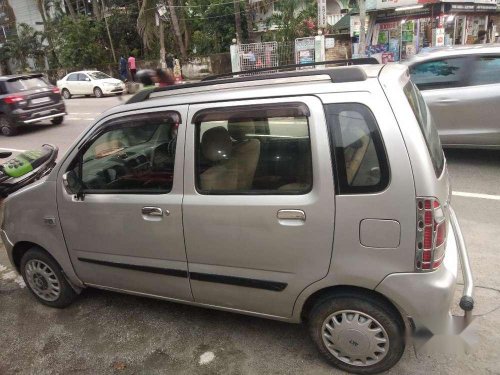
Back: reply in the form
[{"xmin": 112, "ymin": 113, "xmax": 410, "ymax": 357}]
[
  {"xmin": 126, "ymin": 58, "xmax": 379, "ymax": 105},
  {"xmin": 201, "ymin": 57, "xmax": 379, "ymax": 81}
]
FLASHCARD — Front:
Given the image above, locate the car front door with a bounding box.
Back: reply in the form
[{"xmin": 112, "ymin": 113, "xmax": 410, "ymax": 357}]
[
  {"xmin": 183, "ymin": 96, "xmax": 335, "ymax": 318},
  {"xmin": 78, "ymin": 73, "xmax": 93, "ymax": 95},
  {"xmin": 409, "ymin": 56, "xmax": 472, "ymax": 146},
  {"xmin": 57, "ymin": 107, "xmax": 192, "ymax": 301}
]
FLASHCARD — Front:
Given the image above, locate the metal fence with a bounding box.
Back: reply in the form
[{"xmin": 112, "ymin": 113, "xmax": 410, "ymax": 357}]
[{"xmin": 235, "ymin": 41, "xmax": 294, "ymax": 73}]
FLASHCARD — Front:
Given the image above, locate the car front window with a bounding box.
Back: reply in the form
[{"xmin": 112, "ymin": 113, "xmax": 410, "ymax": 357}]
[{"xmin": 89, "ymin": 72, "xmax": 111, "ymax": 80}]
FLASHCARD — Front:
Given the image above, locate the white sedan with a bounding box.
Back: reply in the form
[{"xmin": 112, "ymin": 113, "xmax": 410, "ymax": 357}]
[{"xmin": 56, "ymin": 71, "xmax": 126, "ymax": 99}]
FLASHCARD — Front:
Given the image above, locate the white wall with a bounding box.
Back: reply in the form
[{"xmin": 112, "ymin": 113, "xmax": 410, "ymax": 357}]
[{"xmin": 7, "ymin": 0, "xmax": 43, "ymax": 31}]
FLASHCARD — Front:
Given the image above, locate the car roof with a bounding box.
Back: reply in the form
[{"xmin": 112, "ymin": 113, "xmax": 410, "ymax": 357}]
[
  {"xmin": 0, "ymin": 73, "xmax": 45, "ymax": 81},
  {"xmin": 404, "ymin": 44, "xmax": 500, "ymax": 64},
  {"xmin": 100, "ymin": 64, "xmax": 395, "ymax": 119}
]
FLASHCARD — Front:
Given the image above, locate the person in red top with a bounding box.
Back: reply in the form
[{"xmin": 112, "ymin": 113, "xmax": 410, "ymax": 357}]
[{"xmin": 128, "ymin": 54, "xmax": 137, "ymax": 81}]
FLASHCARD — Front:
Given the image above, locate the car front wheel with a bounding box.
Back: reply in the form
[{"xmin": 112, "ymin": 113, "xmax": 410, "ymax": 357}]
[
  {"xmin": 94, "ymin": 87, "xmax": 103, "ymax": 98},
  {"xmin": 308, "ymin": 294, "xmax": 405, "ymax": 374},
  {"xmin": 21, "ymin": 247, "xmax": 78, "ymax": 308}
]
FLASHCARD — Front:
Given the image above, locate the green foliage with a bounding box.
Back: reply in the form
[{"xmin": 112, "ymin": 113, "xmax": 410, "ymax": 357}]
[
  {"xmin": 187, "ymin": 0, "xmax": 239, "ymax": 55},
  {"xmin": 269, "ymin": 0, "xmax": 318, "ymax": 42},
  {"xmin": 0, "ymin": 23, "xmax": 46, "ymax": 72},
  {"xmin": 51, "ymin": 16, "xmax": 109, "ymax": 68}
]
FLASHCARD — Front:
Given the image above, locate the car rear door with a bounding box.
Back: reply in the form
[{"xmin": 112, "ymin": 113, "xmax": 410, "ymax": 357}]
[
  {"xmin": 65, "ymin": 73, "xmax": 79, "ymax": 94},
  {"xmin": 57, "ymin": 106, "xmax": 192, "ymax": 301},
  {"xmin": 78, "ymin": 73, "xmax": 93, "ymax": 95},
  {"xmin": 183, "ymin": 96, "xmax": 335, "ymax": 318}
]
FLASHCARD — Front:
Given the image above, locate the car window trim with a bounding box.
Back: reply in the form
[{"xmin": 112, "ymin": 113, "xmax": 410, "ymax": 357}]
[
  {"xmin": 466, "ymin": 54, "xmax": 500, "ymax": 87},
  {"xmin": 192, "ymin": 101, "xmax": 314, "ymax": 196},
  {"xmin": 324, "ymin": 102, "xmax": 390, "ymax": 195},
  {"xmin": 68, "ymin": 110, "xmax": 182, "ymax": 195}
]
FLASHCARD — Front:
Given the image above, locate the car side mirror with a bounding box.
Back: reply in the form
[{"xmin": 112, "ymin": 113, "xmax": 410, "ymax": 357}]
[
  {"xmin": 62, "ymin": 170, "xmax": 84, "ymax": 197},
  {"xmin": 0, "ymin": 151, "xmax": 12, "ymax": 159},
  {"xmin": 85, "ymin": 78, "xmax": 91, "ymax": 81}
]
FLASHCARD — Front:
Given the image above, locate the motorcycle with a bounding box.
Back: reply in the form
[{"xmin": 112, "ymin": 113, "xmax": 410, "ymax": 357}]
[{"xmin": 0, "ymin": 144, "xmax": 58, "ymax": 199}]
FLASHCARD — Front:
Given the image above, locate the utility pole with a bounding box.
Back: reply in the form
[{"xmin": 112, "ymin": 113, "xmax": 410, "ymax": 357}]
[{"xmin": 101, "ymin": 0, "xmax": 116, "ymax": 62}]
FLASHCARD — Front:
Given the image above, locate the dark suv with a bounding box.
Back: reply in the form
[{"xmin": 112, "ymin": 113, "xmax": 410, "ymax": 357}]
[{"xmin": 0, "ymin": 74, "xmax": 66, "ymax": 136}]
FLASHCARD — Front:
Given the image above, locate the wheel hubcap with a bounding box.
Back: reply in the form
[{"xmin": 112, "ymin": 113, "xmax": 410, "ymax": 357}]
[
  {"xmin": 322, "ymin": 310, "xmax": 389, "ymax": 367},
  {"xmin": 25, "ymin": 260, "xmax": 61, "ymax": 301}
]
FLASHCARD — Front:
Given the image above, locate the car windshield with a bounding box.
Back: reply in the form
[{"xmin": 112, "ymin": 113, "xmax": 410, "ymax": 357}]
[
  {"xmin": 88, "ymin": 72, "xmax": 111, "ymax": 80},
  {"xmin": 6, "ymin": 77, "xmax": 49, "ymax": 92},
  {"xmin": 403, "ymin": 81, "xmax": 445, "ymax": 177}
]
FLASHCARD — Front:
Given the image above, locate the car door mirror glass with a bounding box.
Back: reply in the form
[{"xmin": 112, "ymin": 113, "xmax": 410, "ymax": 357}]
[
  {"xmin": 63, "ymin": 170, "xmax": 84, "ymax": 195},
  {"xmin": 85, "ymin": 78, "xmax": 90, "ymax": 81}
]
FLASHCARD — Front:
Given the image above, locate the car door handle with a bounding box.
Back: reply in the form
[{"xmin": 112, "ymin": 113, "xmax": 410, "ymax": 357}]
[
  {"xmin": 277, "ymin": 209, "xmax": 306, "ymax": 221},
  {"xmin": 142, "ymin": 207, "xmax": 164, "ymax": 217}
]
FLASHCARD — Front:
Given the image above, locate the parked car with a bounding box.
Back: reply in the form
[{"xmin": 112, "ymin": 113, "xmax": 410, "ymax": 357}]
[
  {"xmin": 1, "ymin": 63, "xmax": 474, "ymax": 374},
  {"xmin": 57, "ymin": 71, "xmax": 126, "ymax": 99},
  {"xmin": 405, "ymin": 44, "xmax": 500, "ymax": 148},
  {"xmin": 0, "ymin": 74, "xmax": 66, "ymax": 136}
]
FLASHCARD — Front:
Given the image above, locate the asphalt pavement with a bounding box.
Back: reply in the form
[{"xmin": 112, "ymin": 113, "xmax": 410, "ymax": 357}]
[{"xmin": 0, "ymin": 96, "xmax": 499, "ymax": 374}]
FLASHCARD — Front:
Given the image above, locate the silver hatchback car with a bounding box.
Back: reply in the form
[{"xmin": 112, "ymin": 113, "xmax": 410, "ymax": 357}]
[
  {"xmin": 405, "ymin": 44, "xmax": 500, "ymax": 148},
  {"xmin": 0, "ymin": 62, "xmax": 474, "ymax": 374}
]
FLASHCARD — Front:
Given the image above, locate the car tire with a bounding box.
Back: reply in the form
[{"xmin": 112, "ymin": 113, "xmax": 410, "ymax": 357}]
[
  {"xmin": 0, "ymin": 115, "xmax": 17, "ymax": 136},
  {"xmin": 20, "ymin": 247, "xmax": 78, "ymax": 308},
  {"xmin": 94, "ymin": 87, "xmax": 103, "ymax": 98},
  {"xmin": 51, "ymin": 116, "xmax": 64, "ymax": 125},
  {"xmin": 61, "ymin": 88, "xmax": 71, "ymax": 100},
  {"xmin": 308, "ymin": 294, "xmax": 405, "ymax": 375}
]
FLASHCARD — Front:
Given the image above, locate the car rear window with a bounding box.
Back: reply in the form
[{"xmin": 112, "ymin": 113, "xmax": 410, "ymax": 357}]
[
  {"xmin": 6, "ymin": 77, "xmax": 48, "ymax": 92},
  {"xmin": 403, "ymin": 81, "xmax": 444, "ymax": 177}
]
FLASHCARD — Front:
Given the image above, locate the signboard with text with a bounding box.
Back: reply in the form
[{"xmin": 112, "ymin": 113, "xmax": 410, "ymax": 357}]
[{"xmin": 318, "ymin": 0, "xmax": 327, "ymax": 28}]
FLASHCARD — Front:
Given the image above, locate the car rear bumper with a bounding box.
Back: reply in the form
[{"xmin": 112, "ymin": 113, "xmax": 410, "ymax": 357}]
[
  {"xmin": 10, "ymin": 102, "xmax": 66, "ymax": 125},
  {"xmin": 375, "ymin": 205, "xmax": 474, "ymax": 335}
]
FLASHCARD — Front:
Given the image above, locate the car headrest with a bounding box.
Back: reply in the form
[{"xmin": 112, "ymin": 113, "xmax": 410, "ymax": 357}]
[
  {"xmin": 227, "ymin": 119, "xmax": 255, "ymax": 142},
  {"xmin": 201, "ymin": 126, "xmax": 232, "ymax": 162}
]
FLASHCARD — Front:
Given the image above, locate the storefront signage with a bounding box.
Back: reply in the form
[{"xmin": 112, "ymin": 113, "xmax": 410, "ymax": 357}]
[
  {"xmin": 350, "ymin": 15, "xmax": 370, "ymax": 37},
  {"xmin": 379, "ymin": 21, "xmax": 399, "ymax": 30},
  {"xmin": 318, "ymin": 0, "xmax": 327, "ymax": 28},
  {"xmin": 449, "ymin": 3, "xmax": 497, "ymax": 10},
  {"xmin": 377, "ymin": 0, "xmax": 420, "ymax": 9}
]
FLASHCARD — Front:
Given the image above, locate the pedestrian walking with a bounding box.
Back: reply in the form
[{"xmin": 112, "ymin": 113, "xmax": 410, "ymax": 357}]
[
  {"xmin": 119, "ymin": 55, "xmax": 128, "ymax": 82},
  {"xmin": 128, "ymin": 54, "xmax": 137, "ymax": 81}
]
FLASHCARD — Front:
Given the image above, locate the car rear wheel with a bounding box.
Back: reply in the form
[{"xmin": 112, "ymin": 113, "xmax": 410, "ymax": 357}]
[
  {"xmin": 94, "ymin": 87, "xmax": 103, "ymax": 98},
  {"xmin": 21, "ymin": 247, "xmax": 78, "ymax": 308},
  {"xmin": 61, "ymin": 88, "xmax": 71, "ymax": 99},
  {"xmin": 0, "ymin": 115, "xmax": 17, "ymax": 136},
  {"xmin": 308, "ymin": 294, "xmax": 405, "ymax": 374},
  {"xmin": 51, "ymin": 116, "xmax": 64, "ymax": 125}
]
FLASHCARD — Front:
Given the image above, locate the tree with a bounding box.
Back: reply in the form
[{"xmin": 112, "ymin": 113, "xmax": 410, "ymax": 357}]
[
  {"xmin": 0, "ymin": 24, "xmax": 46, "ymax": 72},
  {"xmin": 166, "ymin": 0, "xmax": 187, "ymax": 59},
  {"xmin": 51, "ymin": 16, "xmax": 108, "ymax": 68},
  {"xmin": 233, "ymin": 0, "xmax": 243, "ymax": 44},
  {"xmin": 244, "ymin": 1, "xmax": 254, "ymax": 43},
  {"xmin": 358, "ymin": 0, "xmax": 366, "ymax": 56},
  {"xmin": 269, "ymin": 0, "xmax": 317, "ymax": 42}
]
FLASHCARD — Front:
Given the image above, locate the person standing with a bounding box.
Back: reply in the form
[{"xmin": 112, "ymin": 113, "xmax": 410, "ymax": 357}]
[
  {"xmin": 119, "ymin": 55, "xmax": 128, "ymax": 82},
  {"xmin": 474, "ymin": 30, "xmax": 487, "ymax": 44},
  {"xmin": 128, "ymin": 54, "xmax": 137, "ymax": 81}
]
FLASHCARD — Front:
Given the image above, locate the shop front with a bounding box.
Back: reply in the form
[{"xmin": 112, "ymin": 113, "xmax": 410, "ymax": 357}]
[{"xmin": 367, "ymin": 0, "xmax": 498, "ymax": 61}]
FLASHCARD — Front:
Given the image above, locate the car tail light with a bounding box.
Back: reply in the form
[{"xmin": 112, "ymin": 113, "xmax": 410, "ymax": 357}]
[
  {"xmin": 51, "ymin": 87, "xmax": 60, "ymax": 94},
  {"xmin": 416, "ymin": 197, "xmax": 447, "ymax": 271},
  {"xmin": 4, "ymin": 94, "xmax": 26, "ymax": 104}
]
